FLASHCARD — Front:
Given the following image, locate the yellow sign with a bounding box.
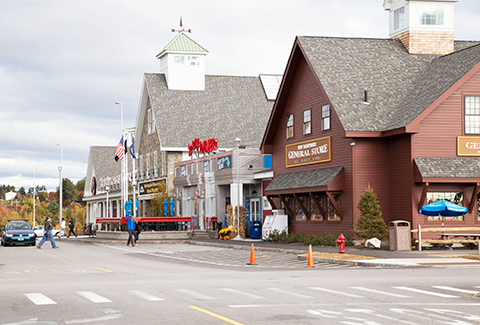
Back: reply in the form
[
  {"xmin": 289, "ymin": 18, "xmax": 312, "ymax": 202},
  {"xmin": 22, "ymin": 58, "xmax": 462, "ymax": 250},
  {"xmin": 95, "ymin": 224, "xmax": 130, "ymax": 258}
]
[
  {"xmin": 457, "ymin": 136, "xmax": 480, "ymax": 156},
  {"xmin": 139, "ymin": 179, "xmax": 166, "ymax": 194},
  {"xmin": 286, "ymin": 137, "xmax": 331, "ymax": 167}
]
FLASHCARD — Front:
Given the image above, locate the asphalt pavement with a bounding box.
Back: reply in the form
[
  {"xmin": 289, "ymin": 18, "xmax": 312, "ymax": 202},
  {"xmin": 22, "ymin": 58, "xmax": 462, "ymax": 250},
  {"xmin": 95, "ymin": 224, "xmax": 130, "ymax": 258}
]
[{"xmin": 58, "ymin": 234, "xmax": 480, "ymax": 268}]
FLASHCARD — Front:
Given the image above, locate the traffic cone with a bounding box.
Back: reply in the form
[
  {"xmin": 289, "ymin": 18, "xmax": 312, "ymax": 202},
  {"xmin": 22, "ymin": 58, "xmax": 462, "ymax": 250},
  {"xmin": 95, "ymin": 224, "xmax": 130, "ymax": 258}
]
[
  {"xmin": 305, "ymin": 244, "xmax": 316, "ymax": 268},
  {"xmin": 247, "ymin": 243, "xmax": 258, "ymax": 265}
]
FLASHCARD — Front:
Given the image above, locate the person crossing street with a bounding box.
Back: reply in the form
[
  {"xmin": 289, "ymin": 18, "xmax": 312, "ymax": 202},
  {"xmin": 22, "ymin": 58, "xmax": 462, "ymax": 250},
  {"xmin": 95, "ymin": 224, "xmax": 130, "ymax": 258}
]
[{"xmin": 37, "ymin": 217, "xmax": 58, "ymax": 249}]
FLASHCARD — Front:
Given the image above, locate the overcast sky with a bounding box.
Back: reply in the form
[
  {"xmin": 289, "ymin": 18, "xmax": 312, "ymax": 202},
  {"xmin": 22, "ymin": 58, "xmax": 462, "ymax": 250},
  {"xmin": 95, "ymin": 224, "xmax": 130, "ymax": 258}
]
[{"xmin": 1, "ymin": 0, "xmax": 479, "ymax": 192}]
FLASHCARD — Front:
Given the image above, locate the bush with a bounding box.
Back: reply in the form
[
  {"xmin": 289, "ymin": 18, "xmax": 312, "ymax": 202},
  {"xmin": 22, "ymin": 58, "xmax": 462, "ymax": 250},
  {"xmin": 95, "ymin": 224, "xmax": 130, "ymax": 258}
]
[
  {"xmin": 354, "ymin": 185, "xmax": 388, "ymax": 240},
  {"xmin": 266, "ymin": 230, "xmax": 353, "ymax": 247}
]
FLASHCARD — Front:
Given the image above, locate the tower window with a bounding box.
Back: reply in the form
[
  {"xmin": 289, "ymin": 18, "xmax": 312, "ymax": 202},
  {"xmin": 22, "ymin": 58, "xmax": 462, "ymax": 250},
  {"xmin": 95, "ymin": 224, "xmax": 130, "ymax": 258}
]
[
  {"xmin": 394, "ymin": 7, "xmax": 405, "ymax": 30},
  {"xmin": 419, "ymin": 5, "xmax": 444, "ymax": 25}
]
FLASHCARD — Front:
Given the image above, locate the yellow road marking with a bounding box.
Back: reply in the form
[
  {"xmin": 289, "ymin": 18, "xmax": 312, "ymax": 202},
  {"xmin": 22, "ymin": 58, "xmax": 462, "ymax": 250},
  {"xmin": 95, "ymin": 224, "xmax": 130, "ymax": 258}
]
[
  {"xmin": 57, "ymin": 258, "xmax": 114, "ymax": 273},
  {"xmin": 190, "ymin": 306, "xmax": 244, "ymax": 325}
]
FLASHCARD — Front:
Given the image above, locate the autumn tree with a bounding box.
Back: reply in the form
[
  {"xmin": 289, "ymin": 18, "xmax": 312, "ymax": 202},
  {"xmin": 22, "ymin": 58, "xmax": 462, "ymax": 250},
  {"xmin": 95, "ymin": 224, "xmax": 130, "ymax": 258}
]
[{"xmin": 148, "ymin": 182, "xmax": 169, "ymax": 217}]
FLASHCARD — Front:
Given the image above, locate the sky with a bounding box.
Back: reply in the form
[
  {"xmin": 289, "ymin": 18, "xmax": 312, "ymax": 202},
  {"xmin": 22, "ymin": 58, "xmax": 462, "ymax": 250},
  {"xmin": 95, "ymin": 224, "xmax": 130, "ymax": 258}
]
[{"xmin": 1, "ymin": 0, "xmax": 479, "ymax": 192}]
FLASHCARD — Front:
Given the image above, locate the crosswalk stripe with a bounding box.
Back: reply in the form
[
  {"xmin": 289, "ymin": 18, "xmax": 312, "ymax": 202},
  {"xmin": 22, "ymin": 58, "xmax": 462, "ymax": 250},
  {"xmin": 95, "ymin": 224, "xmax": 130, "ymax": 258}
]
[
  {"xmin": 177, "ymin": 289, "xmax": 215, "ymax": 300},
  {"xmin": 220, "ymin": 288, "xmax": 265, "ymax": 299},
  {"xmin": 432, "ymin": 286, "xmax": 480, "ymax": 295},
  {"xmin": 309, "ymin": 287, "xmax": 363, "ymax": 298},
  {"xmin": 267, "ymin": 288, "xmax": 315, "ymax": 299},
  {"xmin": 130, "ymin": 290, "xmax": 164, "ymax": 301},
  {"xmin": 392, "ymin": 286, "xmax": 459, "ymax": 298},
  {"xmin": 25, "ymin": 293, "xmax": 57, "ymax": 305},
  {"xmin": 350, "ymin": 287, "xmax": 410, "ymax": 298},
  {"xmin": 77, "ymin": 291, "xmax": 111, "ymax": 303}
]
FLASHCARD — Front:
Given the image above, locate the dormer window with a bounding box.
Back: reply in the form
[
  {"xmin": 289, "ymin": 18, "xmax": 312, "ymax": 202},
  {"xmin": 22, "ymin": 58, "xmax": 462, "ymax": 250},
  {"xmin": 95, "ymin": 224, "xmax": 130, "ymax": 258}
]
[
  {"xmin": 419, "ymin": 5, "xmax": 444, "ymax": 25},
  {"xmin": 188, "ymin": 56, "xmax": 200, "ymax": 66},
  {"xmin": 394, "ymin": 6, "xmax": 405, "ymax": 30},
  {"xmin": 173, "ymin": 55, "xmax": 185, "ymax": 65}
]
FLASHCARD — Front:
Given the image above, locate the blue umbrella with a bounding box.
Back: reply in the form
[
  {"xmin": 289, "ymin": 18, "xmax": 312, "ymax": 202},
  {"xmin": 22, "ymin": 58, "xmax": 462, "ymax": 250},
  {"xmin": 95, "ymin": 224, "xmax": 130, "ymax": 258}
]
[{"xmin": 419, "ymin": 200, "xmax": 467, "ymax": 225}]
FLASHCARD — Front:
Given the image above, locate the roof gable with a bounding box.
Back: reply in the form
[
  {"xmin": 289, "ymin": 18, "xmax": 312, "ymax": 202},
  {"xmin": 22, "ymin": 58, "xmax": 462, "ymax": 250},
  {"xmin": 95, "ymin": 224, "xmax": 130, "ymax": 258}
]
[{"xmin": 156, "ymin": 32, "xmax": 208, "ymax": 58}]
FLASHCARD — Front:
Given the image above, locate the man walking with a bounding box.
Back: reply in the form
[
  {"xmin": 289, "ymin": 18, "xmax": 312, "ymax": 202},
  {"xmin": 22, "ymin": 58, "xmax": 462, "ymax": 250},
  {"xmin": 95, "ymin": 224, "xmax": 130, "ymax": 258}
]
[
  {"xmin": 67, "ymin": 218, "xmax": 77, "ymax": 238},
  {"xmin": 37, "ymin": 217, "xmax": 58, "ymax": 249}
]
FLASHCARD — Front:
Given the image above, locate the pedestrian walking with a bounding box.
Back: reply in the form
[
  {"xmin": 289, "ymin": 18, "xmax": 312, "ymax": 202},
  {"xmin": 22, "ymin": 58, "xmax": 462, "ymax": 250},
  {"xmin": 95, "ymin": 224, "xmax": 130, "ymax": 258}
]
[
  {"xmin": 37, "ymin": 217, "xmax": 58, "ymax": 249},
  {"xmin": 60, "ymin": 219, "xmax": 66, "ymax": 237},
  {"xmin": 134, "ymin": 221, "xmax": 141, "ymax": 243},
  {"xmin": 67, "ymin": 218, "xmax": 77, "ymax": 238}
]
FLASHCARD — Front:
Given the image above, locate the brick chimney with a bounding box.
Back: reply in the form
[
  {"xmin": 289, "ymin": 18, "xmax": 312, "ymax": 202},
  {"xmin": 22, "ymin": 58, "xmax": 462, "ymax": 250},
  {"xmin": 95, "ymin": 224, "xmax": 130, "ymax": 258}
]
[{"xmin": 383, "ymin": 0, "xmax": 457, "ymax": 55}]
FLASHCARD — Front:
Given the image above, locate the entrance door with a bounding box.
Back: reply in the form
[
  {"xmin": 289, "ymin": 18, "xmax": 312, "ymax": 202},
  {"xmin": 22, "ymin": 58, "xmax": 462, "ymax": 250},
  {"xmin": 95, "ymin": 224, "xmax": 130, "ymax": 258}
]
[{"xmin": 250, "ymin": 198, "xmax": 260, "ymax": 221}]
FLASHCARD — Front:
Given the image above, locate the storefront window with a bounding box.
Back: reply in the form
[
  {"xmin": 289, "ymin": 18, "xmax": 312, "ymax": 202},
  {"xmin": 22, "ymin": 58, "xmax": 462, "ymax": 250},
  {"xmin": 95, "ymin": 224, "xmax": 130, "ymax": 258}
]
[
  {"xmin": 295, "ymin": 196, "xmax": 307, "ymax": 221},
  {"xmin": 328, "ymin": 194, "xmax": 341, "ymax": 221},
  {"xmin": 426, "ymin": 192, "xmax": 464, "ymax": 222},
  {"xmin": 311, "ymin": 194, "xmax": 324, "ymax": 221}
]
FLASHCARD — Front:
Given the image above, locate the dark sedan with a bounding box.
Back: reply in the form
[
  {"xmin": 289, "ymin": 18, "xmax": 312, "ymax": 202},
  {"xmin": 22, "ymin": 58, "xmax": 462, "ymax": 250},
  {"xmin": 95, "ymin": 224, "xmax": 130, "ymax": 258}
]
[{"xmin": 1, "ymin": 220, "xmax": 36, "ymax": 246}]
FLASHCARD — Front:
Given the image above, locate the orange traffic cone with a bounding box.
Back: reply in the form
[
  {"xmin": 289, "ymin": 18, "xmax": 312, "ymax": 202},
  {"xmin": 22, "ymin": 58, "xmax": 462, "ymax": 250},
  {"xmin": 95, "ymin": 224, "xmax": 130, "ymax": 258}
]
[
  {"xmin": 305, "ymin": 244, "xmax": 316, "ymax": 268},
  {"xmin": 247, "ymin": 243, "xmax": 258, "ymax": 265}
]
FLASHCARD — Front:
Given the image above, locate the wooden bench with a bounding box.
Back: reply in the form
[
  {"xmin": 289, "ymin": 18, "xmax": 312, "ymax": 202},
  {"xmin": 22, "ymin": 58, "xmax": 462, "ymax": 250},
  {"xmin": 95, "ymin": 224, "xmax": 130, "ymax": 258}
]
[{"xmin": 411, "ymin": 226, "xmax": 480, "ymax": 251}]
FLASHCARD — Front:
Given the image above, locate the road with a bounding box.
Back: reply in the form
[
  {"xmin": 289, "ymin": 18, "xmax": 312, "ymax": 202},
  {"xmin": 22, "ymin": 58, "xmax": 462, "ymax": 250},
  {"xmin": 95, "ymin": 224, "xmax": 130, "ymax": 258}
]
[{"xmin": 1, "ymin": 241, "xmax": 480, "ymax": 324}]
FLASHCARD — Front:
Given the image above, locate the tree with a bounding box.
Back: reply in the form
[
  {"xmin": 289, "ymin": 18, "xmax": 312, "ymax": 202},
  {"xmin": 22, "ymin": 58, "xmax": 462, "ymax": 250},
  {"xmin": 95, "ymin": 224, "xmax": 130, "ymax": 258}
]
[
  {"xmin": 354, "ymin": 185, "xmax": 388, "ymax": 240},
  {"xmin": 62, "ymin": 178, "xmax": 77, "ymax": 205},
  {"xmin": 148, "ymin": 182, "xmax": 169, "ymax": 217}
]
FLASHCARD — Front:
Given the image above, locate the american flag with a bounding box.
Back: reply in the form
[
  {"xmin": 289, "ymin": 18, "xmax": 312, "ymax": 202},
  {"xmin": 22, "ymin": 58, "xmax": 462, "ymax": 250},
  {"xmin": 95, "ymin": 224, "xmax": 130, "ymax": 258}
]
[{"xmin": 114, "ymin": 135, "xmax": 125, "ymax": 161}]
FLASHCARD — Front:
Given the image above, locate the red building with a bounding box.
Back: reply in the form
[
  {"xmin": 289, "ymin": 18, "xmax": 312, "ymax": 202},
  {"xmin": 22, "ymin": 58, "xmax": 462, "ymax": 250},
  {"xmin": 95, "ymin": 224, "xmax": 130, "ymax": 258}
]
[{"xmin": 261, "ymin": 0, "xmax": 480, "ymax": 237}]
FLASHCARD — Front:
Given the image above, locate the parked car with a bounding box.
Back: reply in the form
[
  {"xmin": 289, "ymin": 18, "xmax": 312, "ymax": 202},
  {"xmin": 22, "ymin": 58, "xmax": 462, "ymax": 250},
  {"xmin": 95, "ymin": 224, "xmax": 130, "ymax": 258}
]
[
  {"xmin": 33, "ymin": 225, "xmax": 62, "ymax": 238},
  {"xmin": 1, "ymin": 220, "xmax": 36, "ymax": 246}
]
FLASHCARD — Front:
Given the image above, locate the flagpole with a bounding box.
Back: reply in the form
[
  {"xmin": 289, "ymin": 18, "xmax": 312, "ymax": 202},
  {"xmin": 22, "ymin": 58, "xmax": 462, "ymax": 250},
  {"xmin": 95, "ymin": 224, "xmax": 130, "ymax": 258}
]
[{"xmin": 115, "ymin": 102, "xmax": 126, "ymax": 218}]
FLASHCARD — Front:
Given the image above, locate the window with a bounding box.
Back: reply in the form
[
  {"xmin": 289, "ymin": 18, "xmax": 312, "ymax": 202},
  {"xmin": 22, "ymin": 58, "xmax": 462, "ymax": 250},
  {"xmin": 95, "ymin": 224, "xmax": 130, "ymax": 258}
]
[
  {"xmin": 426, "ymin": 192, "xmax": 464, "ymax": 222},
  {"xmin": 394, "ymin": 6, "xmax": 405, "ymax": 30},
  {"xmin": 286, "ymin": 114, "xmax": 294, "ymax": 139},
  {"xmin": 139, "ymin": 155, "xmax": 144, "ymax": 178},
  {"xmin": 465, "ymin": 96, "xmax": 480, "ymax": 134},
  {"xmin": 173, "ymin": 55, "xmax": 185, "ymax": 65},
  {"xmin": 295, "ymin": 196, "xmax": 307, "ymax": 221},
  {"xmin": 147, "ymin": 109, "xmax": 152, "ymax": 134},
  {"xmin": 419, "ymin": 5, "xmax": 444, "ymax": 25},
  {"xmin": 311, "ymin": 194, "xmax": 324, "ymax": 221},
  {"xmin": 153, "ymin": 151, "xmax": 158, "ymax": 177},
  {"xmin": 322, "ymin": 104, "xmax": 330, "ymax": 131},
  {"xmin": 146, "ymin": 153, "xmax": 150, "ymax": 178},
  {"xmin": 303, "ymin": 109, "xmax": 311, "ymax": 135},
  {"xmin": 328, "ymin": 194, "xmax": 341, "ymax": 221},
  {"xmin": 188, "ymin": 56, "xmax": 200, "ymax": 66}
]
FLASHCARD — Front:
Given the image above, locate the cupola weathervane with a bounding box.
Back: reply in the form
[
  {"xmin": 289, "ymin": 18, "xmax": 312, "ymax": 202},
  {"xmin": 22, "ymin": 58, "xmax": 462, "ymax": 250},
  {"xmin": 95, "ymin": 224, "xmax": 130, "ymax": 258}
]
[{"xmin": 171, "ymin": 17, "xmax": 192, "ymax": 33}]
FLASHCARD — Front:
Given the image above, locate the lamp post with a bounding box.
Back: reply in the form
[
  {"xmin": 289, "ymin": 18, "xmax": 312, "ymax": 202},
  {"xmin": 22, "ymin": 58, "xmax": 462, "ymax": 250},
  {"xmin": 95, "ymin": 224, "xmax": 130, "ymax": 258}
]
[
  {"xmin": 33, "ymin": 169, "xmax": 37, "ymax": 228},
  {"xmin": 234, "ymin": 138, "xmax": 242, "ymax": 239},
  {"xmin": 57, "ymin": 144, "xmax": 63, "ymax": 227},
  {"xmin": 115, "ymin": 101, "xmax": 127, "ymax": 218}
]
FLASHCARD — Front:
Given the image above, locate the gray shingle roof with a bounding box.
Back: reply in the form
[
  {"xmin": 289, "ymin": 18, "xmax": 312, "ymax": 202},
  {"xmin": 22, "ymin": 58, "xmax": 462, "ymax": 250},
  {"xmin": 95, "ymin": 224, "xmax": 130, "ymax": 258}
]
[
  {"xmin": 265, "ymin": 166, "xmax": 343, "ymax": 192},
  {"xmin": 298, "ymin": 37, "xmax": 480, "ymax": 132},
  {"xmin": 145, "ymin": 73, "xmax": 274, "ymax": 149},
  {"xmin": 414, "ymin": 157, "xmax": 480, "ymax": 178},
  {"xmin": 90, "ymin": 146, "xmax": 121, "ymax": 179}
]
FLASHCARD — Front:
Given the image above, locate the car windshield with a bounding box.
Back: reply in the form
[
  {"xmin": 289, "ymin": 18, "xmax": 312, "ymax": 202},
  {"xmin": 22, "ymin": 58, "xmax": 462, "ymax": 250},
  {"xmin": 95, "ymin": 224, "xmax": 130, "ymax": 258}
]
[{"xmin": 6, "ymin": 222, "xmax": 32, "ymax": 231}]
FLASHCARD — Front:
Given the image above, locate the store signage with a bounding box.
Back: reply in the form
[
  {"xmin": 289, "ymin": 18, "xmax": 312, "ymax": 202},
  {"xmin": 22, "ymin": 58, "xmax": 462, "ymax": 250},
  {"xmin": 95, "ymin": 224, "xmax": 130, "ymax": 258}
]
[
  {"xmin": 188, "ymin": 137, "xmax": 218, "ymax": 156},
  {"xmin": 457, "ymin": 136, "xmax": 480, "ymax": 156},
  {"xmin": 217, "ymin": 155, "xmax": 232, "ymax": 171},
  {"xmin": 203, "ymin": 160, "xmax": 210, "ymax": 172},
  {"xmin": 139, "ymin": 179, "xmax": 166, "ymax": 194},
  {"xmin": 180, "ymin": 165, "xmax": 187, "ymax": 176},
  {"xmin": 286, "ymin": 136, "xmax": 331, "ymax": 167}
]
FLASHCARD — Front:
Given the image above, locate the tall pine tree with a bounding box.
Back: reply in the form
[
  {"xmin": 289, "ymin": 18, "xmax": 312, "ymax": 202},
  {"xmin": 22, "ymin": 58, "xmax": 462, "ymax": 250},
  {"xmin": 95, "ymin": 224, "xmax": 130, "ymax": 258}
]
[{"xmin": 354, "ymin": 185, "xmax": 388, "ymax": 240}]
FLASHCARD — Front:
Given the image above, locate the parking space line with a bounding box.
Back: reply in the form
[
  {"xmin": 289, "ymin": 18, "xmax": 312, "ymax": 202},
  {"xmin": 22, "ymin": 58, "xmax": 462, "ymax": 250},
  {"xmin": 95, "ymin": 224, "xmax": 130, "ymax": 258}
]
[
  {"xmin": 309, "ymin": 287, "xmax": 363, "ymax": 298},
  {"xmin": 130, "ymin": 290, "xmax": 165, "ymax": 301},
  {"xmin": 77, "ymin": 291, "xmax": 111, "ymax": 303},
  {"xmin": 392, "ymin": 286, "xmax": 459, "ymax": 298},
  {"xmin": 432, "ymin": 286, "xmax": 480, "ymax": 295},
  {"xmin": 25, "ymin": 293, "xmax": 57, "ymax": 305}
]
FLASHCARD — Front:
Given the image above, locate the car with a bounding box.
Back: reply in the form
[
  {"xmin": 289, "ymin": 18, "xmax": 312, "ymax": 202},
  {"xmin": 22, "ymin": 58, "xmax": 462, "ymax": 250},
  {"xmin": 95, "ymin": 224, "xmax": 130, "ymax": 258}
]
[
  {"xmin": 1, "ymin": 220, "xmax": 36, "ymax": 246},
  {"xmin": 33, "ymin": 225, "xmax": 62, "ymax": 238}
]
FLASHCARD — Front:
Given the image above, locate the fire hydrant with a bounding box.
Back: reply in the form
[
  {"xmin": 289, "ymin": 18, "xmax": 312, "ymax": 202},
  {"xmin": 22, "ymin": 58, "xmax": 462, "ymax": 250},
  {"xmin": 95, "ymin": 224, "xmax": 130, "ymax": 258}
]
[{"xmin": 336, "ymin": 234, "xmax": 345, "ymax": 253}]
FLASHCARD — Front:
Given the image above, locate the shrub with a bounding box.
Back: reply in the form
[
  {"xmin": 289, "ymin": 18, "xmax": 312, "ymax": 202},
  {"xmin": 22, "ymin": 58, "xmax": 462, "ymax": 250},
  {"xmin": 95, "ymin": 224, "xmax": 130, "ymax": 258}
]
[{"xmin": 354, "ymin": 185, "xmax": 388, "ymax": 240}]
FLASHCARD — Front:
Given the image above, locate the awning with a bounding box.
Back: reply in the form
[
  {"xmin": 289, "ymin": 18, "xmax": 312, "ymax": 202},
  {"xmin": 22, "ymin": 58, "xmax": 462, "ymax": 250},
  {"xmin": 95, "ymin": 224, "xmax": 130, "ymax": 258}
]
[
  {"xmin": 264, "ymin": 166, "xmax": 343, "ymax": 195},
  {"xmin": 414, "ymin": 157, "xmax": 480, "ymax": 183}
]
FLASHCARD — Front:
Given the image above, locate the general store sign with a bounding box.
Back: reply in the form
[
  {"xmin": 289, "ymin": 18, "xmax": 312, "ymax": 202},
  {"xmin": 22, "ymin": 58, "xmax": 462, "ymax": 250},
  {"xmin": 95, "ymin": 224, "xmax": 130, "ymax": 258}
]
[
  {"xmin": 457, "ymin": 136, "xmax": 480, "ymax": 156},
  {"xmin": 286, "ymin": 137, "xmax": 331, "ymax": 167}
]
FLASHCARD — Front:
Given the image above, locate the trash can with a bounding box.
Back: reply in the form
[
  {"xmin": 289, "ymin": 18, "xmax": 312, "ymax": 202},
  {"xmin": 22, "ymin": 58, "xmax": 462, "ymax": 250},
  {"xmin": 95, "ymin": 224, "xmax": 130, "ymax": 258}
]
[
  {"xmin": 250, "ymin": 220, "xmax": 262, "ymax": 239},
  {"xmin": 389, "ymin": 220, "xmax": 411, "ymax": 251}
]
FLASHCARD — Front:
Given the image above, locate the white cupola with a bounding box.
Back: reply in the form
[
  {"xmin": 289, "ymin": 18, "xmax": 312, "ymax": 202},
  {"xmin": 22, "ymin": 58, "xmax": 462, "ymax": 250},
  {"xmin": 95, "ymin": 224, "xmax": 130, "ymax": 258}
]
[
  {"xmin": 383, "ymin": 0, "xmax": 457, "ymax": 55},
  {"xmin": 156, "ymin": 32, "xmax": 209, "ymax": 91}
]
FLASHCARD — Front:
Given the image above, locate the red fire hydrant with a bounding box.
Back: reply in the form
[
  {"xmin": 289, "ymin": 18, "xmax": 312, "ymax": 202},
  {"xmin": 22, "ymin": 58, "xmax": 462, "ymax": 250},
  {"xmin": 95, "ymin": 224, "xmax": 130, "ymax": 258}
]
[{"xmin": 336, "ymin": 234, "xmax": 345, "ymax": 253}]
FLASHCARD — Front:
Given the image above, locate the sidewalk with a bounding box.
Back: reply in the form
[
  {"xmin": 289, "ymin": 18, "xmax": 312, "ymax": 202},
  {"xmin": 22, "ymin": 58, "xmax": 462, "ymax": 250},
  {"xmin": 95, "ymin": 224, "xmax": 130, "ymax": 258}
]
[{"xmin": 62, "ymin": 235, "xmax": 480, "ymax": 267}]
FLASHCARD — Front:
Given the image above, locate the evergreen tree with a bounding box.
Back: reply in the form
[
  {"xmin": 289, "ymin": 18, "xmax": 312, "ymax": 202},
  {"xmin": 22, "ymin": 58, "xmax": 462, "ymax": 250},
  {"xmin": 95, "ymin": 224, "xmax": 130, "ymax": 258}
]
[{"xmin": 354, "ymin": 185, "xmax": 388, "ymax": 240}]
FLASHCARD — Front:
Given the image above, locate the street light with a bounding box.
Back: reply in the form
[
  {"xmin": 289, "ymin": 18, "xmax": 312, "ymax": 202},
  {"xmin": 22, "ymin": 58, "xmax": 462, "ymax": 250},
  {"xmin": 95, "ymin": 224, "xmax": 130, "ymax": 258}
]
[
  {"xmin": 234, "ymin": 138, "xmax": 242, "ymax": 240},
  {"xmin": 33, "ymin": 169, "xmax": 37, "ymax": 228},
  {"xmin": 106, "ymin": 186, "xmax": 110, "ymax": 219},
  {"xmin": 57, "ymin": 143, "xmax": 63, "ymax": 227},
  {"xmin": 115, "ymin": 101, "xmax": 126, "ymax": 218}
]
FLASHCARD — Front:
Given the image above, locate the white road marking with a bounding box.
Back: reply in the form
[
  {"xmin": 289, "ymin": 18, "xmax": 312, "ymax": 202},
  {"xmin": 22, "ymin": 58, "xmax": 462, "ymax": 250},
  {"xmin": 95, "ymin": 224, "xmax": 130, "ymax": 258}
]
[
  {"xmin": 350, "ymin": 287, "xmax": 410, "ymax": 298},
  {"xmin": 432, "ymin": 286, "xmax": 480, "ymax": 295},
  {"xmin": 76, "ymin": 291, "xmax": 111, "ymax": 303},
  {"xmin": 220, "ymin": 288, "xmax": 265, "ymax": 299},
  {"xmin": 65, "ymin": 309, "xmax": 123, "ymax": 323},
  {"xmin": 392, "ymin": 286, "xmax": 459, "ymax": 298},
  {"xmin": 24, "ymin": 293, "xmax": 57, "ymax": 305},
  {"xmin": 177, "ymin": 289, "xmax": 215, "ymax": 300},
  {"xmin": 267, "ymin": 287, "xmax": 314, "ymax": 299},
  {"xmin": 130, "ymin": 290, "xmax": 164, "ymax": 301},
  {"xmin": 309, "ymin": 287, "xmax": 363, "ymax": 298}
]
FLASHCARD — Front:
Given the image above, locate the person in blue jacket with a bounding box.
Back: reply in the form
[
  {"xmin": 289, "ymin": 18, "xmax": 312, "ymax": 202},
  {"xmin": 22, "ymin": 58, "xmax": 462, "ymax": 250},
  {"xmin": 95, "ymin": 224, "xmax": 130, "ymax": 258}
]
[{"xmin": 125, "ymin": 200, "xmax": 136, "ymax": 247}]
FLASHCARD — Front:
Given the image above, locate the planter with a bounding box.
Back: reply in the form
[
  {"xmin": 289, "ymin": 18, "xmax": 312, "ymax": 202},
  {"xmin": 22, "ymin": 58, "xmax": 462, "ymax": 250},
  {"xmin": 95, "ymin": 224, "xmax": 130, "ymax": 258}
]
[
  {"xmin": 225, "ymin": 235, "xmax": 230, "ymax": 240},
  {"xmin": 220, "ymin": 236, "xmax": 224, "ymax": 240}
]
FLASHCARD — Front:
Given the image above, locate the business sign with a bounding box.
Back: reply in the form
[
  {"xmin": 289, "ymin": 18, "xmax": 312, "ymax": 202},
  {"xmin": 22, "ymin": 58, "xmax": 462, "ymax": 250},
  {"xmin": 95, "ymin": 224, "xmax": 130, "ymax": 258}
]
[
  {"xmin": 188, "ymin": 137, "xmax": 218, "ymax": 156},
  {"xmin": 139, "ymin": 179, "xmax": 166, "ymax": 194},
  {"xmin": 286, "ymin": 137, "xmax": 331, "ymax": 167},
  {"xmin": 180, "ymin": 165, "xmax": 187, "ymax": 176},
  {"xmin": 457, "ymin": 136, "xmax": 480, "ymax": 156},
  {"xmin": 217, "ymin": 155, "xmax": 232, "ymax": 171},
  {"xmin": 203, "ymin": 160, "xmax": 210, "ymax": 172}
]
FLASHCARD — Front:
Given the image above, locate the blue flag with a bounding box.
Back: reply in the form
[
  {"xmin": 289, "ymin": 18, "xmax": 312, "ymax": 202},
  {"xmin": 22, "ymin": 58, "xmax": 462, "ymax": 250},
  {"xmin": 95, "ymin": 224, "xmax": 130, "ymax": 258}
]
[{"xmin": 129, "ymin": 136, "xmax": 136, "ymax": 159}]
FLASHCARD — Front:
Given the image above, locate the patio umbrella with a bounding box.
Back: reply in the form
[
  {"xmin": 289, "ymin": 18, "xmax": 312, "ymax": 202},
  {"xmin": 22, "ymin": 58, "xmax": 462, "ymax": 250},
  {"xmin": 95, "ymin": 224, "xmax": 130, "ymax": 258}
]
[{"xmin": 419, "ymin": 200, "xmax": 467, "ymax": 226}]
